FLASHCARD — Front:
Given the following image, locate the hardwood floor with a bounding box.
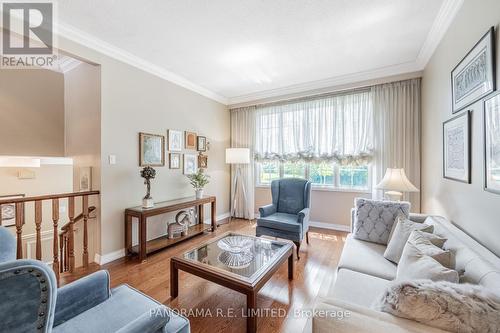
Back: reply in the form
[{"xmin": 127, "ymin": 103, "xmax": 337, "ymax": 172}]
[{"xmin": 61, "ymin": 219, "xmax": 347, "ymax": 333}]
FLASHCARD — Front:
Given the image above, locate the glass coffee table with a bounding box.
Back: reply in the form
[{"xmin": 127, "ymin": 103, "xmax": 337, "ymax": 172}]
[{"xmin": 170, "ymin": 232, "xmax": 294, "ymax": 333}]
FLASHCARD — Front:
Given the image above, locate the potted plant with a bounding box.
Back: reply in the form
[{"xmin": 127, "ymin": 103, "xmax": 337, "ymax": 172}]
[
  {"xmin": 140, "ymin": 166, "xmax": 156, "ymax": 208},
  {"xmin": 186, "ymin": 168, "xmax": 210, "ymax": 199}
]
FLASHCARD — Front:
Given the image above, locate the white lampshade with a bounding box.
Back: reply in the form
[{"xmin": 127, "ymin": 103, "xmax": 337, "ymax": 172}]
[
  {"xmin": 376, "ymin": 168, "xmax": 419, "ymax": 192},
  {"xmin": 0, "ymin": 156, "xmax": 41, "ymax": 168},
  {"xmin": 225, "ymin": 148, "xmax": 250, "ymax": 164}
]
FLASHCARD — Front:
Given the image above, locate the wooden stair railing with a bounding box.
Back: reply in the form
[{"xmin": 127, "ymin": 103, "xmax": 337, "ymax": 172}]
[
  {"xmin": 59, "ymin": 206, "xmax": 96, "ymax": 273},
  {"xmin": 0, "ymin": 190, "xmax": 99, "ymax": 280}
]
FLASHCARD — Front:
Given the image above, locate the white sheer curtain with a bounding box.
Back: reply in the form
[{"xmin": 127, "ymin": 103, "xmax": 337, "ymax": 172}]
[
  {"xmin": 254, "ymin": 90, "xmax": 373, "ymax": 165},
  {"xmin": 371, "ymin": 79, "xmax": 421, "ymax": 211},
  {"xmin": 230, "ymin": 106, "xmax": 255, "ymax": 219}
]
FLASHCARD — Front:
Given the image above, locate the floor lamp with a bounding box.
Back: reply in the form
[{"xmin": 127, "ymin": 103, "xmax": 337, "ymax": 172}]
[{"xmin": 226, "ymin": 148, "xmax": 250, "ymax": 220}]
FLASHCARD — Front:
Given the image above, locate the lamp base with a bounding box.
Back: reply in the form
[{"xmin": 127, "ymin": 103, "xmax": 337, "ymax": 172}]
[
  {"xmin": 142, "ymin": 198, "xmax": 154, "ymax": 208},
  {"xmin": 384, "ymin": 191, "xmax": 403, "ymax": 201}
]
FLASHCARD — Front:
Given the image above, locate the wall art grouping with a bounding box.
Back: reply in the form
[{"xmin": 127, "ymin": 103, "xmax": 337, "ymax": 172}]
[
  {"xmin": 444, "ymin": 26, "xmax": 500, "ymax": 195},
  {"xmin": 139, "ymin": 130, "xmax": 209, "ymax": 173}
]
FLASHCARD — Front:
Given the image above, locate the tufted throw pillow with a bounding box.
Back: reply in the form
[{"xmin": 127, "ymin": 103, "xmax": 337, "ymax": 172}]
[
  {"xmin": 384, "ymin": 217, "xmax": 434, "ymax": 264},
  {"xmin": 374, "ymin": 280, "xmax": 500, "ymax": 333},
  {"xmin": 353, "ymin": 198, "xmax": 410, "ymax": 245}
]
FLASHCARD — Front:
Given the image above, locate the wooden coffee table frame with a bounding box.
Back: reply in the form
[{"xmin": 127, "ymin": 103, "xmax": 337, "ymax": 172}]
[{"xmin": 170, "ymin": 233, "xmax": 294, "ymax": 333}]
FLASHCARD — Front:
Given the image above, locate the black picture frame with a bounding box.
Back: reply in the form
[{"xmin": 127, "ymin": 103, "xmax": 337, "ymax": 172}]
[
  {"xmin": 451, "ymin": 27, "xmax": 496, "ymax": 114},
  {"xmin": 483, "ymin": 91, "xmax": 500, "ymax": 194},
  {"xmin": 197, "ymin": 136, "xmax": 207, "ymax": 152},
  {"xmin": 443, "ymin": 111, "xmax": 472, "ymax": 183}
]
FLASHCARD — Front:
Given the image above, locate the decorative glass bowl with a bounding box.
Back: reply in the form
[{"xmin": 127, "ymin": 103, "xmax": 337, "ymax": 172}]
[
  {"xmin": 217, "ymin": 236, "xmax": 253, "ymax": 253},
  {"xmin": 217, "ymin": 251, "xmax": 254, "ymax": 269}
]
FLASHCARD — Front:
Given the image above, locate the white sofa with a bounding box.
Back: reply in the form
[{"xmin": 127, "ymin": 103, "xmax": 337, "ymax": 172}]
[{"xmin": 312, "ymin": 213, "xmax": 500, "ymax": 333}]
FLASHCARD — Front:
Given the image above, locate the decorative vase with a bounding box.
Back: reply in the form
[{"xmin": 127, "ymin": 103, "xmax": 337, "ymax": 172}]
[
  {"xmin": 195, "ymin": 189, "xmax": 204, "ymax": 199},
  {"xmin": 142, "ymin": 197, "xmax": 154, "ymax": 208}
]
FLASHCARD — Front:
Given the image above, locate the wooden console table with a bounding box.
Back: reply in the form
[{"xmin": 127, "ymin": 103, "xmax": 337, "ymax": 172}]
[{"xmin": 124, "ymin": 195, "xmax": 217, "ymax": 261}]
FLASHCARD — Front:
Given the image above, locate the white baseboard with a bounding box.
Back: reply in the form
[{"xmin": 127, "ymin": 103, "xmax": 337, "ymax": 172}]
[
  {"xmin": 309, "ymin": 221, "xmax": 351, "ymax": 232},
  {"xmin": 94, "ymin": 248, "xmax": 126, "ymax": 265},
  {"xmin": 95, "ymin": 211, "xmax": 230, "ymax": 265}
]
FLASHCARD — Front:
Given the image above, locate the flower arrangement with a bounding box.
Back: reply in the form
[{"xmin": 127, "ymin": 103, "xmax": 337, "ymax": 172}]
[{"xmin": 186, "ymin": 169, "xmax": 210, "ymax": 198}]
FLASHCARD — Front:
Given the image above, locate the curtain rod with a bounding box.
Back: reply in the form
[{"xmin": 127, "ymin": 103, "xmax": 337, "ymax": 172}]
[{"xmin": 230, "ymin": 77, "xmax": 420, "ymax": 111}]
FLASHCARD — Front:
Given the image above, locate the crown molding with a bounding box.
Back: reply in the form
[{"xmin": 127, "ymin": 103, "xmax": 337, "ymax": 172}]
[
  {"xmin": 228, "ymin": 61, "xmax": 420, "ymax": 106},
  {"xmin": 416, "ymin": 0, "xmax": 464, "ymax": 69},
  {"xmin": 54, "ymin": 23, "xmax": 228, "ymax": 105}
]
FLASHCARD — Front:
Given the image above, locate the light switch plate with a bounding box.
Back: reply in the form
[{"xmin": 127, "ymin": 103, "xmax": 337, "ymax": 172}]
[{"xmin": 109, "ymin": 155, "xmax": 116, "ymax": 165}]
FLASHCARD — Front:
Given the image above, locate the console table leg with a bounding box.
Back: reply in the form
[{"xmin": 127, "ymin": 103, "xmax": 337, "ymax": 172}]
[
  {"xmin": 198, "ymin": 204, "xmax": 204, "ymax": 224},
  {"xmin": 246, "ymin": 292, "xmax": 257, "ymax": 333},
  {"xmin": 170, "ymin": 260, "xmax": 179, "ymax": 298},
  {"xmin": 211, "ymin": 200, "xmax": 217, "ymax": 231},
  {"xmin": 139, "ymin": 216, "xmax": 147, "ymax": 262},
  {"xmin": 125, "ymin": 214, "xmax": 132, "ymax": 255}
]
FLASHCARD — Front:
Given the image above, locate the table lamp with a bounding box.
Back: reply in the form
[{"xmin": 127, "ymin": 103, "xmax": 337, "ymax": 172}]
[
  {"xmin": 375, "ymin": 168, "xmax": 419, "ymax": 201},
  {"xmin": 226, "ymin": 148, "xmax": 250, "ymax": 219}
]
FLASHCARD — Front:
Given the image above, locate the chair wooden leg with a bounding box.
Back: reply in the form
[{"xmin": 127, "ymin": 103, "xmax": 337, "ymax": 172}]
[
  {"xmin": 293, "ymin": 241, "xmax": 301, "ymax": 260},
  {"xmin": 306, "ymin": 231, "xmax": 310, "ymax": 244}
]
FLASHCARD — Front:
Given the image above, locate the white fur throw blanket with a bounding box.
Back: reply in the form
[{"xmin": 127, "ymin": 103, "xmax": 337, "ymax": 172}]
[{"xmin": 374, "ymin": 280, "xmax": 500, "ymax": 333}]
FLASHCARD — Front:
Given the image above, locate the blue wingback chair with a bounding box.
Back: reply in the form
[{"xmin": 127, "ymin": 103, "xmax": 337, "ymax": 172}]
[
  {"xmin": 0, "ymin": 226, "xmax": 190, "ymax": 333},
  {"xmin": 256, "ymin": 178, "xmax": 312, "ymax": 259}
]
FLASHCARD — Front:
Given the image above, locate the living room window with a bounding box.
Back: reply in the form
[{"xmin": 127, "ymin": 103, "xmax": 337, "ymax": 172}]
[
  {"xmin": 254, "ymin": 89, "xmax": 373, "ymax": 191},
  {"xmin": 257, "ymin": 161, "xmax": 371, "ymax": 191}
]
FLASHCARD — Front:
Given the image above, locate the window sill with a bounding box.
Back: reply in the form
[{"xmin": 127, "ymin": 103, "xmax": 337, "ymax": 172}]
[{"xmin": 255, "ymin": 185, "xmax": 371, "ymax": 194}]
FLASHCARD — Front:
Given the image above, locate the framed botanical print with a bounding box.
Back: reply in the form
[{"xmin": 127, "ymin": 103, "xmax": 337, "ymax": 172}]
[
  {"xmin": 185, "ymin": 131, "xmax": 197, "ymax": 150},
  {"xmin": 183, "ymin": 154, "xmax": 198, "ymax": 175},
  {"xmin": 197, "ymin": 136, "xmax": 207, "ymax": 151},
  {"xmin": 451, "ymin": 27, "xmax": 495, "ymax": 113},
  {"xmin": 168, "ymin": 130, "xmax": 183, "ymax": 151},
  {"xmin": 169, "ymin": 153, "xmax": 181, "ymax": 169},
  {"xmin": 198, "ymin": 153, "xmax": 208, "ymax": 168},
  {"xmin": 139, "ymin": 132, "xmax": 165, "ymax": 166},
  {"xmin": 443, "ymin": 111, "xmax": 471, "ymax": 183},
  {"xmin": 0, "ymin": 194, "xmax": 25, "ymax": 227},
  {"xmin": 484, "ymin": 92, "xmax": 500, "ymax": 194}
]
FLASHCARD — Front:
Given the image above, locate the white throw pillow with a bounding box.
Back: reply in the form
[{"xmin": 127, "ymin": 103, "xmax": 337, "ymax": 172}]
[
  {"xmin": 384, "ymin": 217, "xmax": 434, "ymax": 264},
  {"xmin": 407, "ymin": 230, "xmax": 451, "ymax": 268},
  {"xmin": 374, "ymin": 280, "xmax": 500, "ymax": 333}
]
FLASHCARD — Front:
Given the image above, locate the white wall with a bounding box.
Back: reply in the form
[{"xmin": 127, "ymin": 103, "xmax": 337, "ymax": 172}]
[
  {"xmin": 0, "ymin": 69, "xmax": 65, "ymax": 156},
  {"xmin": 64, "ymin": 61, "xmax": 102, "ymax": 263},
  {"xmin": 421, "ymin": 0, "xmax": 500, "ymax": 256},
  {"xmin": 57, "ymin": 37, "xmax": 231, "ymax": 258}
]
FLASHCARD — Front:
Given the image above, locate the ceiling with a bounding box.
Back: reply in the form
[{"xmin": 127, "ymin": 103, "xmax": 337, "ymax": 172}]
[{"xmin": 53, "ymin": 0, "xmax": 463, "ymax": 105}]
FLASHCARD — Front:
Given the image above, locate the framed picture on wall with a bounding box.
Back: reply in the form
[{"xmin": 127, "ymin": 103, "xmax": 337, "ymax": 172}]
[
  {"xmin": 139, "ymin": 132, "xmax": 165, "ymax": 166},
  {"xmin": 197, "ymin": 136, "xmax": 207, "ymax": 151},
  {"xmin": 451, "ymin": 27, "xmax": 496, "ymax": 113},
  {"xmin": 168, "ymin": 130, "xmax": 183, "ymax": 151},
  {"xmin": 484, "ymin": 92, "xmax": 500, "ymax": 194},
  {"xmin": 0, "ymin": 194, "xmax": 25, "ymax": 227},
  {"xmin": 185, "ymin": 131, "xmax": 197, "ymax": 150},
  {"xmin": 183, "ymin": 154, "xmax": 198, "ymax": 174},
  {"xmin": 443, "ymin": 111, "xmax": 471, "ymax": 183},
  {"xmin": 169, "ymin": 153, "xmax": 181, "ymax": 169},
  {"xmin": 198, "ymin": 153, "xmax": 208, "ymax": 168}
]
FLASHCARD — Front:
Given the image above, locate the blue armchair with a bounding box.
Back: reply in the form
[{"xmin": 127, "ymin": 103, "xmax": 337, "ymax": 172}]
[
  {"xmin": 0, "ymin": 226, "xmax": 190, "ymax": 333},
  {"xmin": 256, "ymin": 178, "xmax": 312, "ymax": 259}
]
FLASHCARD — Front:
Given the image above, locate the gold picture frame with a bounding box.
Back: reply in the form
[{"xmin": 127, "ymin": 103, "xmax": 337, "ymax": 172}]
[{"xmin": 185, "ymin": 131, "xmax": 197, "ymax": 150}]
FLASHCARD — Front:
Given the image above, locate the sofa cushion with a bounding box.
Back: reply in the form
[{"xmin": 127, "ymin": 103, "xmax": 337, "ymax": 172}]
[
  {"xmin": 353, "ymin": 198, "xmax": 410, "ymax": 245},
  {"xmin": 257, "ymin": 213, "xmax": 301, "ymax": 233},
  {"xmin": 53, "ymin": 284, "xmax": 190, "ymax": 333},
  {"xmin": 384, "ymin": 217, "xmax": 433, "ymax": 264},
  {"xmin": 331, "ymin": 269, "xmax": 390, "ymax": 308},
  {"xmin": 338, "ymin": 234, "xmax": 396, "ymax": 280}
]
